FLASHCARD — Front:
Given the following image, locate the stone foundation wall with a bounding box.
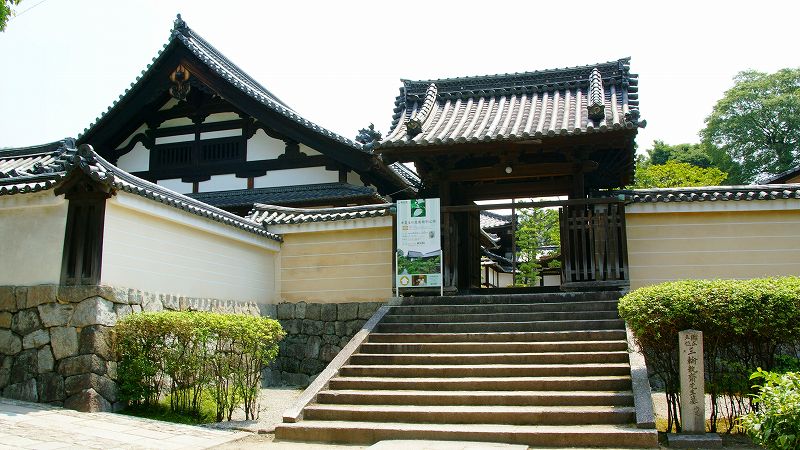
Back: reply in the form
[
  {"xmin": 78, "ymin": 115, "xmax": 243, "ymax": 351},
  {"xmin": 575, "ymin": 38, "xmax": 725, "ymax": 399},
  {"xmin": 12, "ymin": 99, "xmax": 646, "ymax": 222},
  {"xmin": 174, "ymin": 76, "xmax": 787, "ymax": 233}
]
[
  {"xmin": 268, "ymin": 301, "xmax": 384, "ymax": 386},
  {"xmin": 0, "ymin": 285, "xmax": 263, "ymax": 412}
]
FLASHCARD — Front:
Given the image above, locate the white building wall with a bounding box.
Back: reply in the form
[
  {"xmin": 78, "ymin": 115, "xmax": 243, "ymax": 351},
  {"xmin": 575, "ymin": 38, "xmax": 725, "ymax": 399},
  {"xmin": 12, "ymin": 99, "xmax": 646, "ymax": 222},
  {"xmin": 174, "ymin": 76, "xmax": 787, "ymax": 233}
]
[
  {"xmin": 298, "ymin": 144, "xmax": 322, "ymax": 157},
  {"xmin": 101, "ymin": 192, "xmax": 280, "ymax": 304},
  {"xmin": 0, "ymin": 192, "xmax": 67, "ymax": 285},
  {"xmin": 247, "ymin": 129, "xmax": 285, "ymax": 161},
  {"xmin": 198, "ymin": 174, "xmax": 248, "ymax": 192},
  {"xmin": 157, "ymin": 178, "xmax": 193, "ymax": 194},
  {"xmin": 116, "ymin": 142, "xmax": 149, "ymax": 172},
  {"xmin": 254, "ymin": 167, "xmax": 338, "ymax": 188}
]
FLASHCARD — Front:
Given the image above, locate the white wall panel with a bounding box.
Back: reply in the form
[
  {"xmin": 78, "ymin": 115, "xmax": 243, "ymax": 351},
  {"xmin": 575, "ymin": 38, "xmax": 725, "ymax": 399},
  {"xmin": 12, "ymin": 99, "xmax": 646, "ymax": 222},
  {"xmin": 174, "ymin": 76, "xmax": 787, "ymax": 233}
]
[
  {"xmin": 199, "ymin": 174, "xmax": 247, "ymax": 192},
  {"xmin": 254, "ymin": 167, "xmax": 338, "ymax": 188},
  {"xmin": 157, "ymin": 178, "xmax": 193, "ymax": 194},
  {"xmin": 116, "ymin": 142, "xmax": 149, "ymax": 172},
  {"xmin": 247, "ymin": 129, "xmax": 284, "ymax": 161}
]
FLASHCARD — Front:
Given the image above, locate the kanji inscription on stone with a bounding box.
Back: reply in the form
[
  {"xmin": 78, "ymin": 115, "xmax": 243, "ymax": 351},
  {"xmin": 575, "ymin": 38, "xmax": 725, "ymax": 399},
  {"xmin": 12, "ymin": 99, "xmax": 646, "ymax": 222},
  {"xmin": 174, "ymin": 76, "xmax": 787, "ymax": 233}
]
[{"xmin": 679, "ymin": 329, "xmax": 705, "ymax": 433}]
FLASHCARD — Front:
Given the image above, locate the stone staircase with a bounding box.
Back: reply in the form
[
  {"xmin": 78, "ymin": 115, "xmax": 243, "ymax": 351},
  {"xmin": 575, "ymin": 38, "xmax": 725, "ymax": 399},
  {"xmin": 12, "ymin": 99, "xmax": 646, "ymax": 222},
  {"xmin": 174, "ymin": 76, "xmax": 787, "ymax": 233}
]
[{"xmin": 275, "ymin": 291, "xmax": 658, "ymax": 448}]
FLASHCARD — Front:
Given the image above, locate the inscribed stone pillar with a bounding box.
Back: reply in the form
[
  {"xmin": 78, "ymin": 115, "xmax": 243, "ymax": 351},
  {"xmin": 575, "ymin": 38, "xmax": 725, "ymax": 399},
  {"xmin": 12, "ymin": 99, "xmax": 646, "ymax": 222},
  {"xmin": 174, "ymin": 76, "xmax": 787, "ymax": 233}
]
[{"xmin": 679, "ymin": 329, "xmax": 705, "ymax": 433}]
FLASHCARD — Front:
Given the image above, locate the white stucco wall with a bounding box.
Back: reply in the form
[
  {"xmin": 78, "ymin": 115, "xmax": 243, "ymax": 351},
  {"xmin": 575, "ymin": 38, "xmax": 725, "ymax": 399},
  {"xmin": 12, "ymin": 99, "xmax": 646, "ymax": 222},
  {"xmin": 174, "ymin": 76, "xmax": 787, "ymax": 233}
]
[
  {"xmin": 101, "ymin": 192, "xmax": 280, "ymax": 303},
  {"xmin": 254, "ymin": 167, "xmax": 338, "ymax": 189},
  {"xmin": 198, "ymin": 174, "xmax": 247, "ymax": 192},
  {"xmin": 0, "ymin": 192, "xmax": 67, "ymax": 285},
  {"xmin": 116, "ymin": 142, "xmax": 150, "ymax": 172},
  {"xmin": 157, "ymin": 178, "xmax": 193, "ymax": 194},
  {"xmin": 299, "ymin": 144, "xmax": 322, "ymax": 157},
  {"xmin": 247, "ymin": 129, "xmax": 284, "ymax": 161}
]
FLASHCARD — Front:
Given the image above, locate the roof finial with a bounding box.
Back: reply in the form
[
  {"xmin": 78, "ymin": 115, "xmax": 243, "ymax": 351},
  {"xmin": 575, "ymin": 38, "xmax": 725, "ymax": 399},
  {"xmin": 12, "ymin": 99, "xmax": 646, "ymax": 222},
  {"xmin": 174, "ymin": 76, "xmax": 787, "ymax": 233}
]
[
  {"xmin": 172, "ymin": 13, "xmax": 186, "ymax": 34},
  {"xmin": 587, "ymin": 68, "xmax": 605, "ymax": 121}
]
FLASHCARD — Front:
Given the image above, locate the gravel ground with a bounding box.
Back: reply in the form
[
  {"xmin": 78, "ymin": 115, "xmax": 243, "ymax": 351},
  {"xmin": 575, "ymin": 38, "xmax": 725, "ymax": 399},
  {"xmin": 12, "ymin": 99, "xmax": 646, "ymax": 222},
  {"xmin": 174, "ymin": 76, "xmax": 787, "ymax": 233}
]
[{"xmin": 204, "ymin": 386, "xmax": 305, "ymax": 433}]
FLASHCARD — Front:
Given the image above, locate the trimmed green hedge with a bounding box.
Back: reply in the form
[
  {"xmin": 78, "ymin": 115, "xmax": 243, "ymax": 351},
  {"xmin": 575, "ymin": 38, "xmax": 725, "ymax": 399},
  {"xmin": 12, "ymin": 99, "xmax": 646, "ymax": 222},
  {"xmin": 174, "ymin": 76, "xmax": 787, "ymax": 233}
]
[
  {"xmin": 115, "ymin": 311, "xmax": 285, "ymax": 422},
  {"xmin": 741, "ymin": 369, "xmax": 800, "ymax": 450},
  {"xmin": 619, "ymin": 277, "xmax": 800, "ymax": 432}
]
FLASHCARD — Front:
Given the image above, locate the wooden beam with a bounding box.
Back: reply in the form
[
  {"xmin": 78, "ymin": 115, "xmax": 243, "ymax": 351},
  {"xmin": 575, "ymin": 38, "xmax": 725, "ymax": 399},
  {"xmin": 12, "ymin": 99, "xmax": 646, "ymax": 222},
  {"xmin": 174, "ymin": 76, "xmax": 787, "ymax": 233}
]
[
  {"xmin": 436, "ymin": 161, "xmax": 598, "ymax": 183},
  {"xmin": 459, "ymin": 179, "xmax": 573, "ymax": 200},
  {"xmin": 443, "ymin": 197, "xmax": 624, "ymax": 213}
]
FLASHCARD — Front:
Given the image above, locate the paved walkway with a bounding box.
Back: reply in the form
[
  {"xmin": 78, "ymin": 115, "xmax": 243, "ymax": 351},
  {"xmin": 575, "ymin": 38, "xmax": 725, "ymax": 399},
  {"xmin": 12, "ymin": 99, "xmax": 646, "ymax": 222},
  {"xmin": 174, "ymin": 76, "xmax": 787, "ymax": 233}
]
[{"xmin": 0, "ymin": 397, "xmax": 245, "ymax": 449}]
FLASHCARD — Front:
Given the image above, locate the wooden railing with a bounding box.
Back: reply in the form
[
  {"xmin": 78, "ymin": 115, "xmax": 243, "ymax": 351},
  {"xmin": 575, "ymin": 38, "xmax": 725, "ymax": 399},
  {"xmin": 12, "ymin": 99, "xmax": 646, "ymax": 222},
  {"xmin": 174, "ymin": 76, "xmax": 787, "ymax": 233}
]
[{"xmin": 559, "ymin": 202, "xmax": 628, "ymax": 284}]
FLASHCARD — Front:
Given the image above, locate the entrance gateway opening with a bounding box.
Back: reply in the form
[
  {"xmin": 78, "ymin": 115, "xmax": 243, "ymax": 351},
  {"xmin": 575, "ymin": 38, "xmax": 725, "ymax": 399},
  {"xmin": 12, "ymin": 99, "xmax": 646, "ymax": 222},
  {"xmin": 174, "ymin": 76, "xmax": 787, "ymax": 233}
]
[{"xmin": 376, "ymin": 59, "xmax": 642, "ymax": 294}]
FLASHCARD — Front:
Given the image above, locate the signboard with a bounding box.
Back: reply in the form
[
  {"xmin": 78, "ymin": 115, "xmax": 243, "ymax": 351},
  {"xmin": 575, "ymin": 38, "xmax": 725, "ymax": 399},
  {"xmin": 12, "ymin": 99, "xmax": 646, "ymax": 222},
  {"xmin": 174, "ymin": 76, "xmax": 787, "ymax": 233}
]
[{"xmin": 396, "ymin": 198, "xmax": 442, "ymax": 294}]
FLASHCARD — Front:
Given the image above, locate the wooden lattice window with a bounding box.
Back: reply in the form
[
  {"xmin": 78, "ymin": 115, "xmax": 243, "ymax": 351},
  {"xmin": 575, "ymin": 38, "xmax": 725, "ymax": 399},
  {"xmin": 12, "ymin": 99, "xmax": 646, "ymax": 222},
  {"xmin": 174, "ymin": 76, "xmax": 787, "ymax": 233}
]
[{"xmin": 58, "ymin": 177, "xmax": 111, "ymax": 285}]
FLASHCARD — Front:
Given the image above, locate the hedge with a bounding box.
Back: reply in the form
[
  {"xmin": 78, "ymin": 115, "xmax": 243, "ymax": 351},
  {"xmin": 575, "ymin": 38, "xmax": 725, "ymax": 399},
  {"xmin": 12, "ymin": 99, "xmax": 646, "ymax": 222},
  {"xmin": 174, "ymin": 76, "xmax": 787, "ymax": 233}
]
[
  {"xmin": 619, "ymin": 277, "xmax": 800, "ymax": 432},
  {"xmin": 741, "ymin": 369, "xmax": 800, "ymax": 449},
  {"xmin": 115, "ymin": 311, "xmax": 285, "ymax": 421}
]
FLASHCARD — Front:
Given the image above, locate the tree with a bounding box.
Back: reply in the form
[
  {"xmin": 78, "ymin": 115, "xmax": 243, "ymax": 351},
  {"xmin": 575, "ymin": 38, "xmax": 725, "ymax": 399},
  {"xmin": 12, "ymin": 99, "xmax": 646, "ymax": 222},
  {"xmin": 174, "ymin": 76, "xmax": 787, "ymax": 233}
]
[
  {"xmin": 632, "ymin": 160, "xmax": 727, "ymax": 189},
  {"xmin": 701, "ymin": 68, "xmax": 800, "ymax": 183},
  {"xmin": 648, "ymin": 140, "xmax": 713, "ymax": 168},
  {"xmin": 0, "ymin": 0, "xmax": 20, "ymax": 32},
  {"xmin": 514, "ymin": 208, "xmax": 559, "ymax": 286}
]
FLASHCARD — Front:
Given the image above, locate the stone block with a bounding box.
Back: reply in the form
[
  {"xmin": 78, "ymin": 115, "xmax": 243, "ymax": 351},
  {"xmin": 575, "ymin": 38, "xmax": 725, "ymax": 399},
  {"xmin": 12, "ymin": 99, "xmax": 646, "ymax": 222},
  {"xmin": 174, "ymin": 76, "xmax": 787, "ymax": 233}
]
[
  {"xmin": 111, "ymin": 287, "xmax": 131, "ymax": 304},
  {"xmin": 38, "ymin": 303, "xmax": 74, "ymax": 327},
  {"xmin": 59, "ymin": 354, "xmax": 106, "ymax": 377},
  {"xmin": 50, "ymin": 327, "xmax": 79, "ymax": 360},
  {"xmin": 22, "ymin": 329, "xmax": 50, "ymax": 349},
  {"xmin": 667, "ymin": 433, "xmax": 722, "ymax": 448},
  {"xmin": 305, "ymin": 336, "xmax": 322, "ymax": 359},
  {"xmin": 299, "ymin": 358, "xmax": 326, "ymax": 375},
  {"xmin": 11, "ymin": 349, "xmax": 38, "ymax": 383},
  {"xmin": 0, "ymin": 312, "xmax": 12, "ymax": 329},
  {"xmin": 346, "ymin": 320, "xmax": 365, "ymax": 336},
  {"xmin": 128, "ymin": 289, "xmax": 143, "ymax": 305},
  {"xmin": 64, "ymin": 373, "xmax": 116, "ymax": 402},
  {"xmin": 258, "ymin": 303, "xmax": 277, "ymax": 318},
  {"xmin": 0, "ymin": 287, "xmax": 15, "ymax": 312},
  {"xmin": 2, "ymin": 378, "xmax": 37, "ymax": 402},
  {"xmin": 37, "ymin": 373, "xmax": 65, "ymax": 403},
  {"xmin": 334, "ymin": 321, "xmax": 346, "ymax": 336},
  {"xmin": 278, "ymin": 357, "xmax": 300, "ymax": 373},
  {"xmin": 57, "ymin": 285, "xmax": 109, "ymax": 304},
  {"xmin": 339, "ymin": 336, "xmax": 351, "ymax": 348},
  {"xmin": 71, "ymin": 297, "xmax": 116, "ymax": 327},
  {"xmin": 0, "ymin": 329, "xmax": 22, "ymax": 355},
  {"xmin": 106, "ymin": 361, "xmax": 117, "ymax": 380},
  {"xmin": 131, "ymin": 305, "xmax": 142, "ymax": 314},
  {"xmin": 79, "ymin": 325, "xmax": 114, "ymax": 360},
  {"xmin": 38, "ymin": 345, "xmax": 54, "ymax": 373},
  {"xmin": 64, "ymin": 388, "xmax": 112, "ymax": 412},
  {"xmin": 321, "ymin": 303, "xmax": 337, "ymax": 322},
  {"xmin": 320, "ymin": 344, "xmax": 341, "ymax": 363},
  {"xmin": 277, "ymin": 303, "xmax": 294, "ymax": 320},
  {"xmin": 25, "ymin": 285, "xmax": 57, "ymax": 309},
  {"xmin": 283, "ymin": 343, "xmax": 305, "ymax": 359},
  {"xmin": 11, "ymin": 309, "xmax": 41, "ymax": 336},
  {"xmin": 357, "ymin": 302, "xmax": 378, "ymax": 319},
  {"xmin": 141, "ymin": 293, "xmax": 162, "ymax": 312},
  {"xmin": 161, "ymin": 294, "xmax": 180, "ymax": 311},
  {"xmin": 282, "ymin": 319, "xmax": 301, "ymax": 335},
  {"xmin": 337, "ymin": 303, "xmax": 359, "ymax": 321},
  {"xmin": 295, "ymin": 302, "xmax": 307, "ymax": 319},
  {"xmin": 301, "ymin": 319, "xmax": 324, "ymax": 336},
  {"xmin": 0, "ymin": 356, "xmax": 11, "ymax": 389},
  {"xmin": 305, "ymin": 303, "xmax": 321, "ymax": 320},
  {"xmin": 322, "ymin": 334, "xmax": 339, "ymax": 345},
  {"xmin": 323, "ymin": 322, "xmax": 335, "ymax": 335},
  {"xmin": 14, "ymin": 287, "xmax": 27, "ymax": 310},
  {"xmin": 114, "ymin": 304, "xmax": 133, "ymax": 320},
  {"xmin": 281, "ymin": 372, "xmax": 309, "ymax": 387}
]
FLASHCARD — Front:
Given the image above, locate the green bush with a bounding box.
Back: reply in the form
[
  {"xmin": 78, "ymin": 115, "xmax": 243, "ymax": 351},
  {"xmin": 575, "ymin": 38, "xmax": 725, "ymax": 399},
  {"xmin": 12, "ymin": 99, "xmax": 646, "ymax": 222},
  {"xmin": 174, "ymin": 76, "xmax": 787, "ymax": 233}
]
[
  {"xmin": 619, "ymin": 277, "xmax": 800, "ymax": 432},
  {"xmin": 115, "ymin": 311, "xmax": 285, "ymax": 422},
  {"xmin": 741, "ymin": 369, "xmax": 800, "ymax": 449}
]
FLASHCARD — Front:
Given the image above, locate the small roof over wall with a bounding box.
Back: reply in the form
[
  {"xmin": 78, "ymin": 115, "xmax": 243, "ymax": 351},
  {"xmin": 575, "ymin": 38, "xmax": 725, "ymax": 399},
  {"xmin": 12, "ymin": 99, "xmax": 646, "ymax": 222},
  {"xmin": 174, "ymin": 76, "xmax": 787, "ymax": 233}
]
[
  {"xmin": 764, "ymin": 165, "xmax": 800, "ymax": 184},
  {"xmin": 625, "ymin": 185, "xmax": 800, "ymax": 203}
]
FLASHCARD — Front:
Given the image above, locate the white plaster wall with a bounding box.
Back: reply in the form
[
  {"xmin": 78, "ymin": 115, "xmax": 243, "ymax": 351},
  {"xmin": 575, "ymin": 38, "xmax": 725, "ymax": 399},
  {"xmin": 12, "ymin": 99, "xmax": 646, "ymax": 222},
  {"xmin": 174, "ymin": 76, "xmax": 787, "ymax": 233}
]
[
  {"xmin": 115, "ymin": 124, "xmax": 148, "ymax": 150},
  {"xmin": 205, "ymin": 112, "xmax": 240, "ymax": 123},
  {"xmin": 0, "ymin": 192, "xmax": 67, "ymax": 285},
  {"xmin": 159, "ymin": 98, "xmax": 179, "ymax": 111},
  {"xmin": 201, "ymin": 129, "xmax": 242, "ymax": 140},
  {"xmin": 247, "ymin": 129, "xmax": 285, "ymax": 161},
  {"xmin": 157, "ymin": 178, "xmax": 193, "ymax": 194},
  {"xmin": 116, "ymin": 142, "xmax": 150, "ymax": 172},
  {"xmin": 299, "ymin": 144, "xmax": 322, "ymax": 157},
  {"xmin": 198, "ymin": 174, "xmax": 247, "ymax": 192},
  {"xmin": 160, "ymin": 118, "xmax": 194, "ymax": 128},
  {"xmin": 254, "ymin": 167, "xmax": 338, "ymax": 188},
  {"xmin": 347, "ymin": 170, "xmax": 367, "ymax": 187},
  {"xmin": 101, "ymin": 193, "xmax": 280, "ymax": 303},
  {"xmin": 155, "ymin": 134, "xmax": 194, "ymax": 145}
]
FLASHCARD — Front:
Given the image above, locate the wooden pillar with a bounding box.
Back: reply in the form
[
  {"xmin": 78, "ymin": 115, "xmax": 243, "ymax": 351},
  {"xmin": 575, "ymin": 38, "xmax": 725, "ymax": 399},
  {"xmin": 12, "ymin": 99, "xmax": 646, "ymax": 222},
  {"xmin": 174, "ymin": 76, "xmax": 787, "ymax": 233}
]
[{"xmin": 439, "ymin": 182, "xmax": 457, "ymax": 291}]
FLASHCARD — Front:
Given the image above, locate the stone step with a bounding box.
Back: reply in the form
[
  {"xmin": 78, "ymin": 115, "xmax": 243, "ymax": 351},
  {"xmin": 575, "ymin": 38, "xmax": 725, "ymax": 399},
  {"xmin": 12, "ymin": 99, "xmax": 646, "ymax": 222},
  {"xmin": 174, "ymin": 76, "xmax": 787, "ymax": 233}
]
[
  {"xmin": 397, "ymin": 291, "xmax": 622, "ymax": 306},
  {"xmin": 302, "ymin": 404, "xmax": 636, "ymax": 425},
  {"xmin": 328, "ymin": 375, "xmax": 632, "ymax": 392},
  {"xmin": 274, "ymin": 421, "xmax": 658, "ymax": 448},
  {"xmin": 375, "ymin": 319, "xmax": 625, "ymax": 333},
  {"xmin": 316, "ymin": 390, "xmax": 635, "ymax": 407},
  {"xmin": 382, "ymin": 310, "xmax": 620, "ymax": 324},
  {"xmin": 367, "ymin": 330, "xmax": 627, "ymax": 343},
  {"xmin": 388, "ymin": 300, "xmax": 620, "ymax": 315},
  {"xmin": 338, "ymin": 363, "xmax": 631, "ymax": 378},
  {"xmin": 359, "ymin": 340, "xmax": 628, "ymax": 354},
  {"xmin": 349, "ymin": 351, "xmax": 630, "ymax": 365}
]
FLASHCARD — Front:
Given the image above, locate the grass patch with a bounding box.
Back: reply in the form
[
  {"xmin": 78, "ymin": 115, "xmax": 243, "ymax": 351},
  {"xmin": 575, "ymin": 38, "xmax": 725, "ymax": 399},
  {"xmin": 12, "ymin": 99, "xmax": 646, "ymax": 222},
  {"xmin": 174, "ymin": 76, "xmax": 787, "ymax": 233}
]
[{"xmin": 118, "ymin": 392, "xmax": 218, "ymax": 425}]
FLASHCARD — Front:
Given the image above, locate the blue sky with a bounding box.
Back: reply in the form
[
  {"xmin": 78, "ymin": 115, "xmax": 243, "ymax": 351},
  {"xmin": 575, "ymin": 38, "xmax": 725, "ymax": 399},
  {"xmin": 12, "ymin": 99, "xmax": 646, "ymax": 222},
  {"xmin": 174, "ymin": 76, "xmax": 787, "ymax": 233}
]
[{"xmin": 2, "ymin": 0, "xmax": 798, "ymax": 152}]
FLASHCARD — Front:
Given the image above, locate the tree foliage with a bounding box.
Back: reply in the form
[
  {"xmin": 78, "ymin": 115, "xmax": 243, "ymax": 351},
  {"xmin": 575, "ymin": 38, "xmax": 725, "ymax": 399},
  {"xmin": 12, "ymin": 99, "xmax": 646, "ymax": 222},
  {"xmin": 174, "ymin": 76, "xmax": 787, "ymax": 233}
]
[
  {"xmin": 0, "ymin": 0, "xmax": 20, "ymax": 32},
  {"xmin": 701, "ymin": 68, "xmax": 800, "ymax": 183},
  {"xmin": 648, "ymin": 140, "xmax": 714, "ymax": 168},
  {"xmin": 514, "ymin": 208, "xmax": 559, "ymax": 286},
  {"xmin": 632, "ymin": 160, "xmax": 727, "ymax": 189}
]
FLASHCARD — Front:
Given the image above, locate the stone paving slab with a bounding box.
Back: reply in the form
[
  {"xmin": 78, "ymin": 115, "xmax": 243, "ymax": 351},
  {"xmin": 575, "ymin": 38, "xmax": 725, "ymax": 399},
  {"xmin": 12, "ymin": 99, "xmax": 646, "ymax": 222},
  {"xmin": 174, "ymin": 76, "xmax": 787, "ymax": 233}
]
[{"xmin": 0, "ymin": 397, "xmax": 245, "ymax": 449}]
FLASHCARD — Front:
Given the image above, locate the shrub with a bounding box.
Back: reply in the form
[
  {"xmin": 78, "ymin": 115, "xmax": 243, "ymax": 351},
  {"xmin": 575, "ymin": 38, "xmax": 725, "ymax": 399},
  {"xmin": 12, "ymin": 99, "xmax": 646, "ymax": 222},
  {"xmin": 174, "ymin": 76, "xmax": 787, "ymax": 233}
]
[
  {"xmin": 741, "ymin": 369, "xmax": 800, "ymax": 449},
  {"xmin": 115, "ymin": 311, "xmax": 284, "ymax": 422},
  {"xmin": 619, "ymin": 277, "xmax": 800, "ymax": 432}
]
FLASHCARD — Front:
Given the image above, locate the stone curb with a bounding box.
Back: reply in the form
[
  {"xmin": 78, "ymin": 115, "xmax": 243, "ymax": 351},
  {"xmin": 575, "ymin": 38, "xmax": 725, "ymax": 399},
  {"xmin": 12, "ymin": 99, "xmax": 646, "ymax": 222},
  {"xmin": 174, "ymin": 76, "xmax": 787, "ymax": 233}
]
[{"xmin": 626, "ymin": 323, "xmax": 656, "ymax": 429}]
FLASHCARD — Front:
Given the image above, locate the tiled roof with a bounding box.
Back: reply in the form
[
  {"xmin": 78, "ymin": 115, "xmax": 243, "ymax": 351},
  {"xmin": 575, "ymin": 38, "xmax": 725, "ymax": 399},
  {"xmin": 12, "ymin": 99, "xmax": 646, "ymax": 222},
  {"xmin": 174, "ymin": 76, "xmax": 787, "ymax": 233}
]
[
  {"xmin": 482, "ymin": 247, "xmax": 514, "ymax": 272},
  {"xmin": 187, "ymin": 183, "xmax": 384, "ymax": 209},
  {"xmin": 248, "ymin": 203, "xmax": 393, "ymax": 225},
  {"xmin": 0, "ymin": 139, "xmax": 76, "ymax": 195},
  {"xmin": 480, "ymin": 211, "xmax": 512, "ymax": 228},
  {"xmin": 0, "ymin": 141, "xmax": 279, "ymax": 241},
  {"xmin": 626, "ymin": 185, "xmax": 800, "ymax": 203},
  {"xmin": 380, "ymin": 58, "xmax": 642, "ymax": 148},
  {"xmin": 389, "ymin": 162, "xmax": 422, "ymax": 189},
  {"xmin": 78, "ymin": 15, "xmax": 364, "ymax": 152},
  {"xmin": 763, "ymin": 165, "xmax": 800, "ymax": 184}
]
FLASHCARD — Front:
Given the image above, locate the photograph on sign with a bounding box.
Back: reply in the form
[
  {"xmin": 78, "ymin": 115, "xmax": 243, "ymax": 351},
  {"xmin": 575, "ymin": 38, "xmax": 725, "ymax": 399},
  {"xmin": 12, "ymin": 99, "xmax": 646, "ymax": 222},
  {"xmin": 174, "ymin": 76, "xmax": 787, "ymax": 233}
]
[{"xmin": 396, "ymin": 198, "xmax": 442, "ymax": 288}]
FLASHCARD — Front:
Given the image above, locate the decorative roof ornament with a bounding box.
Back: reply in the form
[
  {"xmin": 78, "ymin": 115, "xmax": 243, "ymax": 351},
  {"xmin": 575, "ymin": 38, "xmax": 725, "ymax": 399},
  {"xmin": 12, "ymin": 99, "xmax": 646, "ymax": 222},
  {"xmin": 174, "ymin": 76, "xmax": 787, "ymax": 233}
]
[
  {"xmin": 355, "ymin": 123, "xmax": 382, "ymax": 152},
  {"xmin": 172, "ymin": 13, "xmax": 187, "ymax": 35},
  {"xmin": 405, "ymin": 83, "xmax": 437, "ymax": 138},
  {"xmin": 169, "ymin": 64, "xmax": 191, "ymax": 101},
  {"xmin": 587, "ymin": 68, "xmax": 605, "ymax": 121}
]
